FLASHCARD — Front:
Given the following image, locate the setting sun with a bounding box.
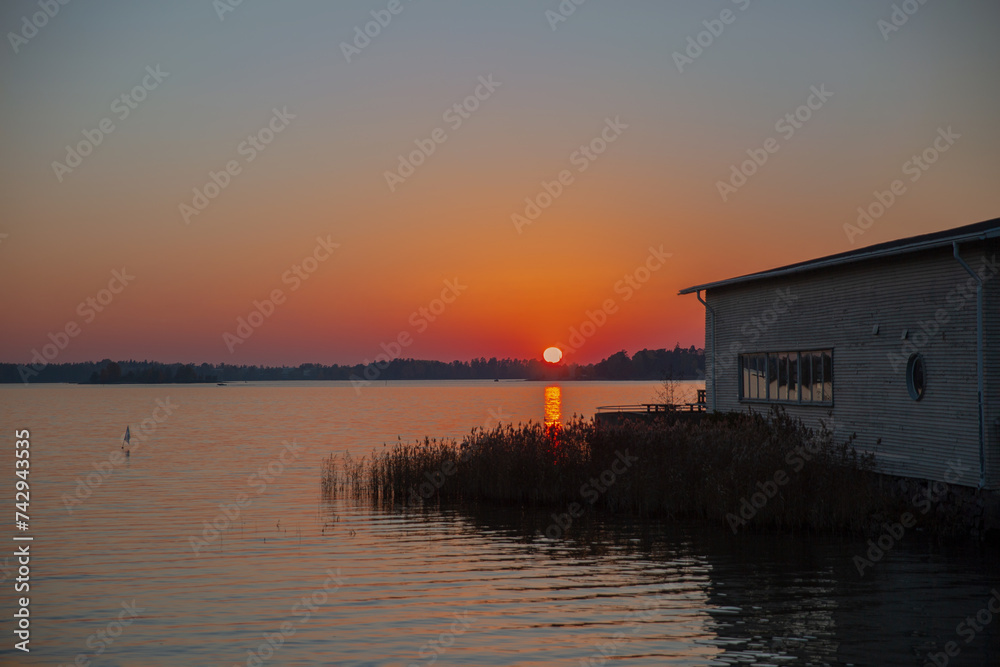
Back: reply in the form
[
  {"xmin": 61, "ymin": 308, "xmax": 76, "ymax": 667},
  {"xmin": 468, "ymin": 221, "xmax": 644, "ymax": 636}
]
[{"xmin": 543, "ymin": 347, "xmax": 563, "ymax": 363}]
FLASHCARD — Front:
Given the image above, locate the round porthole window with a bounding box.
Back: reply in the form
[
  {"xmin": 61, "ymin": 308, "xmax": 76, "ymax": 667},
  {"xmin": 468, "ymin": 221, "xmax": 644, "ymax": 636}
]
[{"xmin": 906, "ymin": 353, "xmax": 925, "ymax": 401}]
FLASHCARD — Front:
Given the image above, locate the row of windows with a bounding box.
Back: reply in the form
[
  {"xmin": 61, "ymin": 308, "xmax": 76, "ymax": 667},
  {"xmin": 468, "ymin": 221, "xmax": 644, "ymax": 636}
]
[{"xmin": 739, "ymin": 350, "xmax": 833, "ymax": 403}]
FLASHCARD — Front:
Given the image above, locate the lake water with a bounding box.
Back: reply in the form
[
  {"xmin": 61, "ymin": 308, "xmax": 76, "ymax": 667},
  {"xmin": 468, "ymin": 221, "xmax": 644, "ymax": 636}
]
[{"xmin": 0, "ymin": 381, "xmax": 997, "ymax": 666}]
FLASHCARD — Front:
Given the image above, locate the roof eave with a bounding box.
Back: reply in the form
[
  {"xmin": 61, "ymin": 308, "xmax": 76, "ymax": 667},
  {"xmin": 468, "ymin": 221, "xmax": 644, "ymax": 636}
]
[{"xmin": 678, "ymin": 226, "xmax": 1000, "ymax": 296}]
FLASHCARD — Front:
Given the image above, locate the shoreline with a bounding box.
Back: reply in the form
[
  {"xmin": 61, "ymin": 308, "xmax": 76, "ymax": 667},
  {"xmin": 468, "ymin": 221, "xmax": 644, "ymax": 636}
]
[{"xmin": 322, "ymin": 411, "xmax": 1000, "ymax": 544}]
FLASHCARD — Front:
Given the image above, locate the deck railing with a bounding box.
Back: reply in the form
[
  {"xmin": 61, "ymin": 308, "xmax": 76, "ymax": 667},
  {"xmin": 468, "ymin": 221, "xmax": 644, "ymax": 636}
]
[{"xmin": 595, "ymin": 400, "xmax": 706, "ymax": 414}]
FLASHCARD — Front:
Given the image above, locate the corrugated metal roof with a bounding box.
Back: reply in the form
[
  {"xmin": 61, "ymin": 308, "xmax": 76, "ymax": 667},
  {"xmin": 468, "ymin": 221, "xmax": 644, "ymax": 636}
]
[{"xmin": 679, "ymin": 217, "xmax": 1000, "ymax": 295}]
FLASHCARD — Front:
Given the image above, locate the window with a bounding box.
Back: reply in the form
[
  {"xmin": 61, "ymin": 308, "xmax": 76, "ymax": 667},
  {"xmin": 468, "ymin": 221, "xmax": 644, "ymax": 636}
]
[
  {"xmin": 777, "ymin": 352, "xmax": 789, "ymax": 401},
  {"xmin": 742, "ymin": 353, "xmax": 767, "ymax": 399},
  {"xmin": 800, "ymin": 353, "xmax": 812, "ymax": 402},
  {"xmin": 739, "ymin": 350, "xmax": 833, "ymax": 403},
  {"xmin": 906, "ymin": 353, "xmax": 925, "ymax": 401}
]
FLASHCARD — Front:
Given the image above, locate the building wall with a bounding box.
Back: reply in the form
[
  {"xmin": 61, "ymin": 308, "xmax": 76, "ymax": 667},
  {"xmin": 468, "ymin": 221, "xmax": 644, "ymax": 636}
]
[
  {"xmin": 980, "ymin": 243, "xmax": 1000, "ymax": 490},
  {"xmin": 702, "ymin": 242, "xmax": 998, "ymax": 490}
]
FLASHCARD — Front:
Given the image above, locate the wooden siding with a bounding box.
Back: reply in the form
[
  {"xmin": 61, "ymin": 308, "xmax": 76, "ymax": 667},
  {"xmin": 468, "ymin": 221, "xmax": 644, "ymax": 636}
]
[
  {"xmin": 702, "ymin": 242, "xmax": 998, "ymax": 490},
  {"xmin": 982, "ymin": 243, "xmax": 1000, "ymax": 491}
]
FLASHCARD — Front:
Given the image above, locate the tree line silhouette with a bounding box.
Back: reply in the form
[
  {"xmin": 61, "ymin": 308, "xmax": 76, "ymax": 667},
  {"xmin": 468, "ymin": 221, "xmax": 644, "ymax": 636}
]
[{"xmin": 0, "ymin": 345, "xmax": 703, "ymax": 384}]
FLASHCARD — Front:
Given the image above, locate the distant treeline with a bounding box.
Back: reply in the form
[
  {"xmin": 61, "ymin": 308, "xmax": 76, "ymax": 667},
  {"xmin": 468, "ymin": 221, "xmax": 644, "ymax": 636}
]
[{"xmin": 0, "ymin": 345, "xmax": 703, "ymax": 384}]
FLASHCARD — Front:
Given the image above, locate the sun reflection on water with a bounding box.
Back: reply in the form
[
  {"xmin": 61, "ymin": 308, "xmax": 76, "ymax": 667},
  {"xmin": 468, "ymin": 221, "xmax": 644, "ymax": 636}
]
[{"xmin": 544, "ymin": 385, "xmax": 562, "ymax": 427}]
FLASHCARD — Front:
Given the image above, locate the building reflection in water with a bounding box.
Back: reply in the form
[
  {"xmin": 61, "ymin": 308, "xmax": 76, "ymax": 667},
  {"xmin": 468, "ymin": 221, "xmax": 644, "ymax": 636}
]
[{"xmin": 544, "ymin": 385, "xmax": 562, "ymax": 427}]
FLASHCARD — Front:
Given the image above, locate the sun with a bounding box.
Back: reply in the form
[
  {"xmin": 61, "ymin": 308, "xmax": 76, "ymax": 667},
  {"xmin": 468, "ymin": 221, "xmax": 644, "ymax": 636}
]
[{"xmin": 543, "ymin": 346, "xmax": 563, "ymax": 363}]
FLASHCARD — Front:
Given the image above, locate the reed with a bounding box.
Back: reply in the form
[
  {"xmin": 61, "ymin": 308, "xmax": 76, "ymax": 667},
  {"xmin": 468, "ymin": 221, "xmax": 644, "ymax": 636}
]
[{"xmin": 322, "ymin": 409, "xmax": 889, "ymax": 533}]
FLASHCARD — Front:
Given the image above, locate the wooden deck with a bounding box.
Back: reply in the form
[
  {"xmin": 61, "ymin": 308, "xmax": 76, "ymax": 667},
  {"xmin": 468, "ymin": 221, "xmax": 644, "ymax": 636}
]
[{"xmin": 594, "ymin": 390, "xmax": 706, "ymax": 424}]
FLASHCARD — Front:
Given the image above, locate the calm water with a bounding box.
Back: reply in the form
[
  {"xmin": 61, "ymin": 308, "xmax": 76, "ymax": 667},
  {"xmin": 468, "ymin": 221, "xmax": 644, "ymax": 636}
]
[{"xmin": 0, "ymin": 381, "xmax": 997, "ymax": 666}]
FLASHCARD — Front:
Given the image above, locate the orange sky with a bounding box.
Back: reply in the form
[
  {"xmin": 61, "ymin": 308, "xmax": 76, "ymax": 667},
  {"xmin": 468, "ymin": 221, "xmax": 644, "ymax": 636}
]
[{"xmin": 2, "ymin": 2, "xmax": 999, "ymax": 365}]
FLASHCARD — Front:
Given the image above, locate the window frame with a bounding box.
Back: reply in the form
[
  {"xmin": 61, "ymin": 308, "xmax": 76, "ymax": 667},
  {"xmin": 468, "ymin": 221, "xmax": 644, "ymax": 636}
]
[
  {"xmin": 738, "ymin": 349, "xmax": 834, "ymax": 406},
  {"xmin": 906, "ymin": 352, "xmax": 925, "ymax": 401}
]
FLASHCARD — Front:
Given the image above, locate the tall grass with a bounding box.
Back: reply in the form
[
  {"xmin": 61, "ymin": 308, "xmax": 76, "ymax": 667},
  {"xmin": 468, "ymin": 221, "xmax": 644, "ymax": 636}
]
[{"xmin": 322, "ymin": 410, "xmax": 887, "ymax": 533}]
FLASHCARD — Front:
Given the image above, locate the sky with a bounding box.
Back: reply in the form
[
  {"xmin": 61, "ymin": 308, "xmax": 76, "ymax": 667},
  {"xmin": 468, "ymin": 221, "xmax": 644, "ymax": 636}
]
[{"xmin": 2, "ymin": 0, "xmax": 999, "ymax": 366}]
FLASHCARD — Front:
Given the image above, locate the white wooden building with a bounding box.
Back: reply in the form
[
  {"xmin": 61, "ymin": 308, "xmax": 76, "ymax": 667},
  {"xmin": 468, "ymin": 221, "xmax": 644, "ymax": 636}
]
[{"xmin": 681, "ymin": 219, "xmax": 1000, "ymax": 490}]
